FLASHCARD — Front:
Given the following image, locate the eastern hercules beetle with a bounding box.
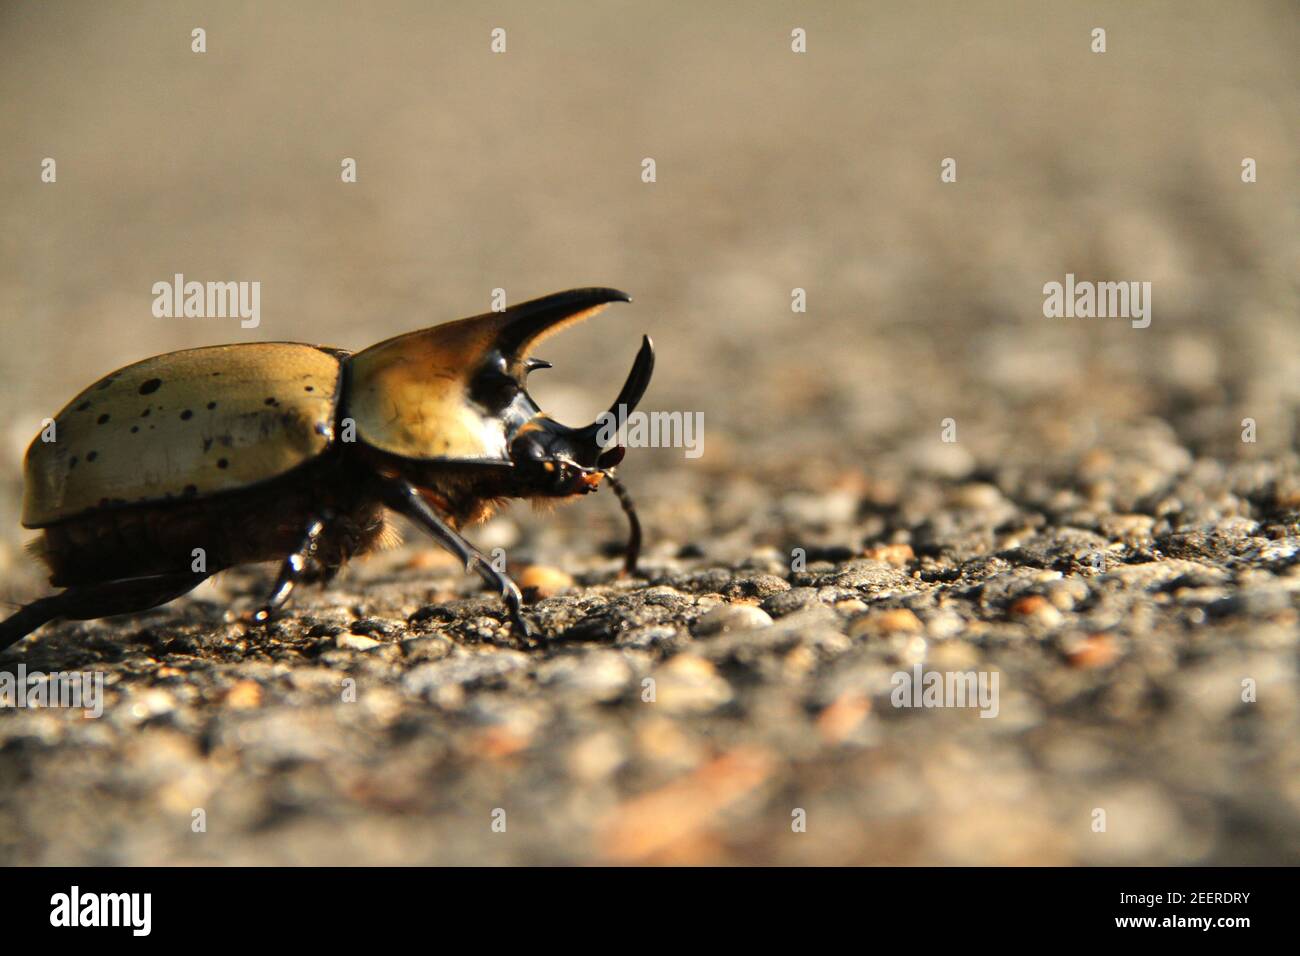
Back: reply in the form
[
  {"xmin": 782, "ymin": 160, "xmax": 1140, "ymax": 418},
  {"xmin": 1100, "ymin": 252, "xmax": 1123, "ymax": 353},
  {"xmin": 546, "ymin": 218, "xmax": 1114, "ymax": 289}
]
[{"xmin": 1, "ymin": 288, "xmax": 653, "ymax": 651}]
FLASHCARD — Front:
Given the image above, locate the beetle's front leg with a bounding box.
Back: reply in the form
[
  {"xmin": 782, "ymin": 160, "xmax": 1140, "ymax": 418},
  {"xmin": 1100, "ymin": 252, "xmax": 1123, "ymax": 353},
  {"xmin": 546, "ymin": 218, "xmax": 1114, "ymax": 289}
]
[
  {"xmin": 377, "ymin": 477, "xmax": 531, "ymax": 637},
  {"xmin": 254, "ymin": 515, "xmax": 327, "ymax": 623}
]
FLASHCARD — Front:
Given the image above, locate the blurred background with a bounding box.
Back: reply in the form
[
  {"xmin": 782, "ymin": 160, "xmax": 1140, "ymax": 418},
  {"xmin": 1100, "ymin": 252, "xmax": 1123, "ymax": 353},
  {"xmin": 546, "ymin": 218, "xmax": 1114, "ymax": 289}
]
[
  {"xmin": 0, "ymin": 1, "xmax": 1296, "ymax": 865},
  {"xmin": 2, "ymin": 1, "xmax": 1296, "ymax": 584}
]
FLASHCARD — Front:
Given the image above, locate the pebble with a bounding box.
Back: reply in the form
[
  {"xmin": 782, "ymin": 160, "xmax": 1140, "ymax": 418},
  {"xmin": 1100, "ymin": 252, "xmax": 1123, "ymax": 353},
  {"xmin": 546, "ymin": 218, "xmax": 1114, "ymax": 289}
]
[
  {"xmin": 539, "ymin": 651, "xmax": 632, "ymax": 702},
  {"xmin": 650, "ymin": 655, "xmax": 733, "ymax": 714},
  {"xmin": 337, "ymin": 633, "xmax": 383, "ymax": 651},
  {"xmin": 848, "ymin": 608, "xmax": 923, "ymax": 637},
  {"xmin": 568, "ymin": 732, "xmax": 626, "ymax": 781},
  {"xmin": 224, "ymin": 680, "xmax": 263, "ymax": 710},
  {"xmin": 951, "ymin": 482, "xmax": 1006, "ymax": 510},
  {"xmin": 863, "ymin": 543, "xmax": 915, "ymax": 567},
  {"xmin": 350, "ymin": 618, "xmax": 403, "ymax": 638},
  {"xmin": 725, "ymin": 574, "xmax": 791, "ymax": 600},
  {"xmin": 1100, "ymin": 513, "xmax": 1157, "ymax": 540},
  {"xmin": 761, "ymin": 587, "xmax": 823, "ymax": 618},
  {"xmin": 1065, "ymin": 634, "xmax": 1120, "ymax": 669},
  {"xmin": 692, "ymin": 604, "xmax": 774, "ymax": 636},
  {"xmin": 831, "ymin": 561, "xmax": 910, "ymax": 594},
  {"xmin": 1009, "ymin": 595, "xmax": 1063, "ymax": 627},
  {"xmin": 518, "ymin": 565, "xmax": 576, "ymax": 598}
]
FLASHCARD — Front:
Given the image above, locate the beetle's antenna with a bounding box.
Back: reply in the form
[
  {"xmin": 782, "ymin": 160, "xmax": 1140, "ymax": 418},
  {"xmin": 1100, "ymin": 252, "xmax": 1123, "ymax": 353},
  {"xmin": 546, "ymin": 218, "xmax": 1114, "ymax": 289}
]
[{"xmin": 604, "ymin": 472, "xmax": 642, "ymax": 577}]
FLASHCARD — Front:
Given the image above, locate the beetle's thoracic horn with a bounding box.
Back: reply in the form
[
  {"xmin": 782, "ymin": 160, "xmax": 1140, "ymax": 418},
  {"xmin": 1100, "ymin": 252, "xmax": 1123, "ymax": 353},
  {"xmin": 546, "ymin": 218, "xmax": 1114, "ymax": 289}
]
[{"xmin": 493, "ymin": 287, "xmax": 632, "ymax": 358}]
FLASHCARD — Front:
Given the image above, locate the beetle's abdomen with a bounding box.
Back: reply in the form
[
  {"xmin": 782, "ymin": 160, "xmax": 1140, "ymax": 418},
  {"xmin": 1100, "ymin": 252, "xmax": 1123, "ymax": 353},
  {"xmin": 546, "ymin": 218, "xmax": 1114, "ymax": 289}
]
[
  {"xmin": 22, "ymin": 343, "xmax": 344, "ymax": 528},
  {"xmin": 34, "ymin": 475, "xmax": 389, "ymax": 589}
]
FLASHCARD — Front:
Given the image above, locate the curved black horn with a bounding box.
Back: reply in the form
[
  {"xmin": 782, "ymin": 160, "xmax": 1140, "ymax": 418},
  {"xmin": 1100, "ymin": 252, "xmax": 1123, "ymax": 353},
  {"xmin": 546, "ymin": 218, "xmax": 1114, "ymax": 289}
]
[
  {"xmin": 576, "ymin": 335, "xmax": 655, "ymax": 444},
  {"xmin": 494, "ymin": 288, "xmax": 632, "ymax": 357},
  {"xmin": 607, "ymin": 335, "xmax": 655, "ymax": 417}
]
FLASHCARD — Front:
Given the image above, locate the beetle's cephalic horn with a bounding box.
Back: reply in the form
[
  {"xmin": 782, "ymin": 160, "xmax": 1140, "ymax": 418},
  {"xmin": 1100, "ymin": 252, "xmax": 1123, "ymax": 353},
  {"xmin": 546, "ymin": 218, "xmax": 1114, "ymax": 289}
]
[
  {"xmin": 492, "ymin": 287, "xmax": 632, "ymax": 358},
  {"xmin": 574, "ymin": 335, "xmax": 655, "ymax": 446},
  {"xmin": 604, "ymin": 335, "xmax": 655, "ymax": 419}
]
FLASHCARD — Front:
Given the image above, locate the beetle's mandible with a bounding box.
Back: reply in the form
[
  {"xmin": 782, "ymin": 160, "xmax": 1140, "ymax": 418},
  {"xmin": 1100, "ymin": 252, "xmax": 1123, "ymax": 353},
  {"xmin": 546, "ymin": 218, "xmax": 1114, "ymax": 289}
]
[{"xmin": 0, "ymin": 288, "xmax": 654, "ymax": 651}]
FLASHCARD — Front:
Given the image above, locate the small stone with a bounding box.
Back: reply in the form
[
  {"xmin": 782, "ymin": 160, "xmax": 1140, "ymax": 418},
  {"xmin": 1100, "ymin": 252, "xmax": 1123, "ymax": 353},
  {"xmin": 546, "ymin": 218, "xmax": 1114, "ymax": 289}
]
[
  {"xmin": 817, "ymin": 692, "xmax": 872, "ymax": 744},
  {"xmin": 540, "ymin": 651, "xmax": 631, "ymax": 702},
  {"xmin": 651, "ymin": 655, "xmax": 733, "ymax": 713},
  {"xmin": 400, "ymin": 549, "xmax": 458, "ymax": 572},
  {"xmin": 1008, "ymin": 595, "xmax": 1063, "ymax": 627},
  {"xmin": 926, "ymin": 610, "xmax": 965, "ymax": 639},
  {"xmin": 518, "ymin": 565, "xmax": 575, "ymax": 598},
  {"xmin": 1044, "ymin": 578, "xmax": 1089, "ymax": 611},
  {"xmin": 761, "ymin": 587, "xmax": 822, "ymax": 618},
  {"xmin": 848, "ymin": 608, "xmax": 923, "ymax": 637},
  {"xmin": 928, "ymin": 640, "xmax": 979, "ymax": 670},
  {"xmin": 1100, "ymin": 513, "xmax": 1156, "ymax": 540},
  {"xmin": 952, "ymin": 482, "xmax": 1005, "ymax": 510},
  {"xmin": 1275, "ymin": 484, "xmax": 1300, "ymax": 509},
  {"xmin": 783, "ymin": 645, "xmax": 817, "ymax": 676},
  {"xmin": 224, "ymin": 680, "xmax": 262, "ymax": 710},
  {"xmin": 337, "ymin": 633, "xmax": 382, "ymax": 651},
  {"xmin": 863, "ymin": 543, "xmax": 914, "ymax": 567},
  {"xmin": 128, "ymin": 690, "xmax": 176, "ymax": 720},
  {"xmin": 568, "ymin": 732, "xmax": 625, "ymax": 781},
  {"xmin": 399, "ymin": 635, "xmax": 453, "ymax": 661},
  {"xmin": 692, "ymin": 604, "xmax": 773, "ymax": 636},
  {"xmin": 725, "ymin": 574, "xmax": 791, "ymax": 600},
  {"xmin": 473, "ymin": 725, "xmax": 533, "ymax": 758},
  {"xmin": 1206, "ymin": 588, "xmax": 1292, "ymax": 618},
  {"xmin": 832, "ymin": 561, "xmax": 910, "ymax": 593},
  {"xmin": 1066, "ymin": 634, "xmax": 1120, "ymax": 669},
  {"xmin": 350, "ymin": 617, "xmax": 403, "ymax": 637}
]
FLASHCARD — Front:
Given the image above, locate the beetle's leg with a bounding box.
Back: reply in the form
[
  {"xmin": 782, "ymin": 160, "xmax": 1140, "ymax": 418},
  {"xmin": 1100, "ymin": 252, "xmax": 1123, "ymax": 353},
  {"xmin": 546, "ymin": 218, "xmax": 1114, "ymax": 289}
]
[
  {"xmin": 0, "ymin": 572, "xmax": 208, "ymax": 653},
  {"xmin": 377, "ymin": 477, "xmax": 531, "ymax": 637},
  {"xmin": 253, "ymin": 516, "xmax": 327, "ymax": 624}
]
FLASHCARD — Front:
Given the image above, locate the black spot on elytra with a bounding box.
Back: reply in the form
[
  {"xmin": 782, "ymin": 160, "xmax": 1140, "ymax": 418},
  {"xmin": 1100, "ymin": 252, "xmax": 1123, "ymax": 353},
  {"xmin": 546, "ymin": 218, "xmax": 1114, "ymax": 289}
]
[
  {"xmin": 207, "ymin": 401, "xmax": 217, "ymax": 410},
  {"xmin": 140, "ymin": 407, "xmax": 151, "ymax": 417},
  {"xmin": 75, "ymin": 401, "xmax": 91, "ymax": 412},
  {"xmin": 264, "ymin": 397, "xmax": 279, "ymax": 406},
  {"xmin": 202, "ymin": 438, "xmax": 213, "ymax": 452},
  {"xmin": 97, "ymin": 413, "xmax": 110, "ymax": 424},
  {"xmin": 217, "ymin": 458, "xmax": 229, "ymax": 469},
  {"xmin": 139, "ymin": 378, "xmax": 162, "ymax": 395},
  {"xmin": 86, "ymin": 451, "xmax": 98, "ymax": 462},
  {"xmin": 304, "ymin": 385, "xmax": 314, "ymax": 392},
  {"xmin": 69, "ymin": 456, "xmax": 78, "ymax": 468},
  {"xmin": 180, "ymin": 409, "xmax": 193, "ymax": 420},
  {"xmin": 182, "ymin": 484, "xmax": 198, "ymax": 497},
  {"xmin": 130, "ymin": 425, "xmax": 139, "ymax": 433}
]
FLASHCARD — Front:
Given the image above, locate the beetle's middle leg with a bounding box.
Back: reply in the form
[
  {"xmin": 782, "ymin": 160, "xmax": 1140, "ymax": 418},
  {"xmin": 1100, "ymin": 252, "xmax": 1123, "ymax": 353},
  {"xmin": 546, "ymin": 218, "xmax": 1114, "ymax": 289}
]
[
  {"xmin": 253, "ymin": 515, "xmax": 328, "ymax": 624},
  {"xmin": 377, "ymin": 476, "xmax": 530, "ymax": 637}
]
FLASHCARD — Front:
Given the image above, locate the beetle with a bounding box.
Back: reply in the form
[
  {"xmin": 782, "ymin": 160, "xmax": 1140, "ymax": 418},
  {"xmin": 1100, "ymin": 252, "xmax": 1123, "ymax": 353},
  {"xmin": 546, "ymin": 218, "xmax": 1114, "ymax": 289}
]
[{"xmin": 0, "ymin": 288, "xmax": 653, "ymax": 652}]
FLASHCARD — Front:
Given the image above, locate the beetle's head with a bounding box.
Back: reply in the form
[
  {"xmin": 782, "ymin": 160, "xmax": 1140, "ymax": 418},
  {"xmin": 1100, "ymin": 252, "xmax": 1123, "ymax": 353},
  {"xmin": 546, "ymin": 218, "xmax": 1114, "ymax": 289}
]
[
  {"xmin": 349, "ymin": 288, "xmax": 653, "ymax": 498},
  {"xmin": 495, "ymin": 332, "xmax": 652, "ymax": 496},
  {"xmin": 476, "ymin": 290, "xmax": 653, "ymax": 497}
]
